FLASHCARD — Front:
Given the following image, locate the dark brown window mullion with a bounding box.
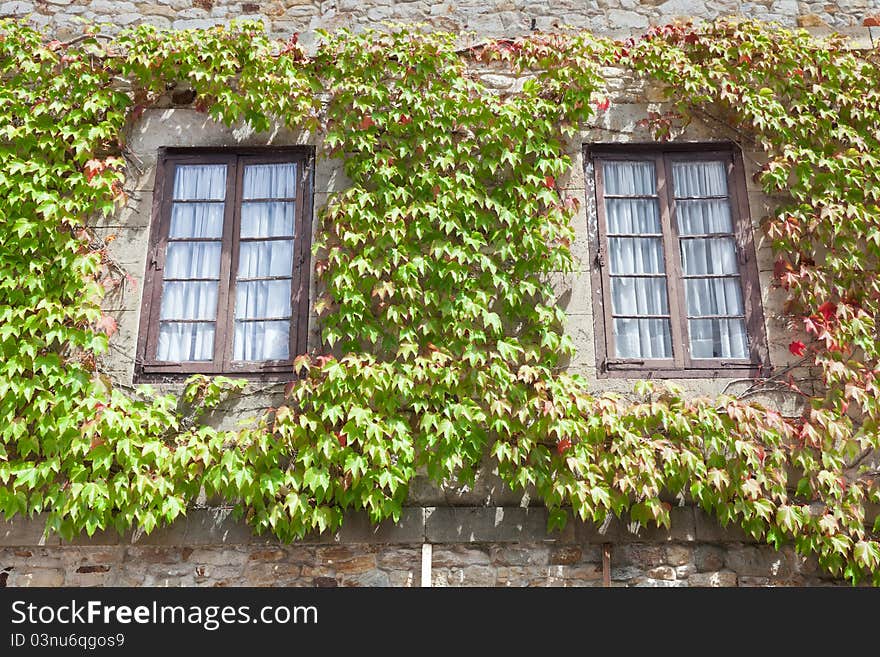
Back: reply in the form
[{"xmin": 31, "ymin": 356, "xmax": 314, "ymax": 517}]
[
  {"xmin": 290, "ymin": 156, "xmax": 312, "ymax": 361},
  {"xmin": 657, "ymin": 153, "xmax": 689, "ymax": 370},
  {"xmin": 219, "ymin": 155, "xmax": 245, "ymax": 372},
  {"xmin": 209, "ymin": 154, "xmax": 240, "ymax": 374}
]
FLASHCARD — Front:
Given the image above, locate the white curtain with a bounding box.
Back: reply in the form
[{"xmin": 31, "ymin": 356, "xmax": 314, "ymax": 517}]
[
  {"xmin": 173, "ymin": 164, "xmax": 227, "ymax": 200},
  {"xmin": 169, "ymin": 202, "xmax": 224, "ymax": 238},
  {"xmin": 240, "ymin": 202, "xmax": 296, "ymax": 238},
  {"xmin": 157, "ymin": 324, "xmax": 215, "ymax": 362},
  {"xmin": 157, "ymin": 164, "xmax": 227, "ymax": 361},
  {"xmin": 243, "ymin": 163, "xmax": 297, "ymax": 199},
  {"xmin": 234, "ymin": 321, "xmax": 290, "ymax": 361},
  {"xmin": 232, "ymin": 163, "xmax": 298, "ymax": 361},
  {"xmin": 604, "ymin": 161, "xmax": 655, "ymax": 195},
  {"xmin": 672, "ymin": 161, "xmax": 727, "ymax": 197},
  {"xmin": 604, "ymin": 160, "xmax": 672, "ymax": 359},
  {"xmin": 674, "ymin": 161, "xmax": 748, "ymax": 359}
]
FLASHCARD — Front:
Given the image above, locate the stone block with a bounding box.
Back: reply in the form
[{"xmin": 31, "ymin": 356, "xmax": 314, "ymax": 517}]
[
  {"xmin": 431, "ymin": 545, "xmax": 490, "ymax": 568},
  {"xmin": 694, "ymin": 545, "xmax": 725, "ymax": 572},
  {"xmin": 0, "ymin": 515, "xmax": 61, "ymax": 547},
  {"xmin": 445, "ymin": 565, "xmax": 496, "ymax": 587},
  {"xmin": 334, "ymin": 507, "xmax": 426, "ymax": 544},
  {"xmin": 647, "ymin": 565, "xmax": 676, "ymax": 580},
  {"xmin": 664, "ymin": 544, "xmax": 692, "ymax": 566},
  {"xmin": 425, "ymin": 506, "xmax": 568, "ymax": 543},
  {"xmin": 688, "ymin": 570, "xmax": 738, "ymax": 587},
  {"xmin": 340, "ymin": 570, "xmax": 391, "ymax": 587},
  {"xmin": 9, "ymin": 568, "xmax": 65, "ymax": 587},
  {"xmin": 693, "ymin": 511, "xmax": 752, "ymax": 543},
  {"xmin": 489, "ymin": 545, "xmax": 549, "ymax": 566},
  {"xmin": 549, "ymin": 545, "xmax": 582, "ymax": 565},
  {"xmin": 724, "ymin": 544, "xmax": 793, "ymax": 578}
]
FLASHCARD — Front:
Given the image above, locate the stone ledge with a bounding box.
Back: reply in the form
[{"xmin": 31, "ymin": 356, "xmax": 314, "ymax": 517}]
[{"xmin": 2, "ymin": 506, "xmax": 767, "ymax": 547}]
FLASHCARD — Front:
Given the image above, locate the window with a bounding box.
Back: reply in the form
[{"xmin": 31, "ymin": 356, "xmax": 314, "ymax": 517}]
[
  {"xmin": 136, "ymin": 147, "xmax": 314, "ymax": 380},
  {"xmin": 587, "ymin": 144, "xmax": 768, "ymax": 377}
]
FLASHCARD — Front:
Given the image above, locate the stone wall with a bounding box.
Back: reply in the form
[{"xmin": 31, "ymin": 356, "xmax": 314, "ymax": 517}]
[
  {"xmin": 0, "ymin": 507, "xmax": 845, "ymax": 586},
  {"xmin": 0, "ymin": 0, "xmax": 877, "ymax": 42}
]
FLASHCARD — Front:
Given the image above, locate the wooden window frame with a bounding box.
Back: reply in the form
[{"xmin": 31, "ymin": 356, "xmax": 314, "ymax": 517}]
[
  {"xmin": 586, "ymin": 142, "xmax": 769, "ymax": 379},
  {"xmin": 135, "ymin": 146, "xmax": 315, "ymax": 382}
]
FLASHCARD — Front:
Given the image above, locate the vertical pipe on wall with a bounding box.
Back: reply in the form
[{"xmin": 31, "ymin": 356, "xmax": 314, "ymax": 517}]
[
  {"xmin": 421, "ymin": 543, "xmax": 432, "ymax": 587},
  {"xmin": 602, "ymin": 543, "xmax": 611, "ymax": 587}
]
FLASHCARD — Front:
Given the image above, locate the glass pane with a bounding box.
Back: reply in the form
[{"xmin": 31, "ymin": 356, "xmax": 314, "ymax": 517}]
[
  {"xmin": 235, "ymin": 280, "xmax": 292, "ymax": 319},
  {"xmin": 159, "ymin": 281, "xmax": 218, "ymax": 320},
  {"xmin": 157, "ymin": 322, "xmax": 215, "ymax": 361},
  {"xmin": 237, "ymin": 240, "xmax": 294, "ymax": 279},
  {"xmin": 603, "ymin": 161, "xmax": 656, "ymax": 195},
  {"xmin": 611, "ymin": 277, "xmax": 669, "ymax": 315},
  {"xmin": 234, "ymin": 320, "xmax": 290, "ymax": 361},
  {"xmin": 165, "ymin": 242, "xmax": 222, "ymax": 279},
  {"xmin": 613, "ymin": 318, "xmax": 672, "ymax": 359},
  {"xmin": 605, "ymin": 198, "xmax": 661, "ymax": 234},
  {"xmin": 676, "ymin": 199, "xmax": 733, "ymax": 235},
  {"xmin": 173, "ymin": 164, "xmax": 227, "ymax": 200},
  {"xmin": 609, "ymin": 237, "xmax": 665, "ymax": 274},
  {"xmin": 680, "ymin": 237, "xmax": 739, "ymax": 275},
  {"xmin": 685, "ymin": 277, "xmax": 744, "ymax": 316},
  {"xmin": 169, "ymin": 202, "xmax": 225, "ymax": 238},
  {"xmin": 689, "ymin": 318, "xmax": 748, "ymax": 359},
  {"xmin": 240, "ymin": 202, "xmax": 296, "ymax": 238},
  {"xmin": 672, "ymin": 161, "xmax": 728, "ymax": 197},
  {"xmin": 242, "ymin": 163, "xmax": 297, "ymax": 199}
]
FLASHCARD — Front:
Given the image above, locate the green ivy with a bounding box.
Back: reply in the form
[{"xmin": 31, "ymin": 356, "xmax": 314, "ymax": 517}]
[{"xmin": 0, "ymin": 18, "xmax": 877, "ymax": 584}]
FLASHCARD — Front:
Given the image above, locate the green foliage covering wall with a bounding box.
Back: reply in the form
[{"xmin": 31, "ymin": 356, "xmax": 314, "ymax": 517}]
[{"xmin": 0, "ymin": 18, "xmax": 878, "ymax": 583}]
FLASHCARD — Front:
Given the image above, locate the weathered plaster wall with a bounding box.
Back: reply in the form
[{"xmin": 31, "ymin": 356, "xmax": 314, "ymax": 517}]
[
  {"xmin": 0, "ymin": 507, "xmax": 847, "ymax": 586},
  {"xmin": 0, "ymin": 0, "xmax": 877, "ymax": 42}
]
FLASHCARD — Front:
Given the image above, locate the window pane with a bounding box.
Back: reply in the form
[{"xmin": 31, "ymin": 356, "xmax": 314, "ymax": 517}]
[
  {"xmin": 237, "ymin": 240, "xmax": 294, "ymax": 279},
  {"xmin": 159, "ymin": 281, "xmax": 218, "ymax": 320},
  {"xmin": 609, "ymin": 237, "xmax": 665, "ymax": 274},
  {"xmin": 157, "ymin": 322, "xmax": 215, "ymax": 361},
  {"xmin": 672, "ymin": 161, "xmax": 727, "ymax": 197},
  {"xmin": 165, "ymin": 242, "xmax": 222, "ymax": 279},
  {"xmin": 680, "ymin": 237, "xmax": 739, "ymax": 275},
  {"xmin": 685, "ymin": 278, "xmax": 744, "ymax": 316},
  {"xmin": 243, "ymin": 163, "xmax": 297, "ymax": 199},
  {"xmin": 606, "ymin": 198, "xmax": 661, "ymax": 234},
  {"xmin": 611, "ymin": 277, "xmax": 669, "ymax": 315},
  {"xmin": 235, "ymin": 280, "xmax": 292, "ymax": 319},
  {"xmin": 603, "ymin": 161, "xmax": 656, "ymax": 195},
  {"xmin": 169, "ymin": 202, "xmax": 225, "ymax": 238},
  {"xmin": 613, "ymin": 318, "xmax": 672, "ymax": 359},
  {"xmin": 689, "ymin": 318, "xmax": 748, "ymax": 358},
  {"xmin": 173, "ymin": 164, "xmax": 227, "ymax": 200},
  {"xmin": 234, "ymin": 320, "xmax": 290, "ymax": 361},
  {"xmin": 240, "ymin": 201, "xmax": 296, "ymax": 238},
  {"xmin": 676, "ymin": 199, "xmax": 733, "ymax": 234}
]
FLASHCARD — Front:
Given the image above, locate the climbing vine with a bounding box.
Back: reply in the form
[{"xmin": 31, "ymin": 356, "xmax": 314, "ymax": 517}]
[{"xmin": 0, "ymin": 18, "xmax": 878, "ymax": 583}]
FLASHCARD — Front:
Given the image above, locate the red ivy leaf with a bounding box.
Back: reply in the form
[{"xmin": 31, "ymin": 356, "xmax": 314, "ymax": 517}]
[
  {"xmin": 359, "ymin": 115, "xmax": 374, "ymax": 129},
  {"xmin": 818, "ymin": 301, "xmax": 837, "ymax": 322},
  {"xmin": 594, "ymin": 97, "xmax": 610, "ymax": 111},
  {"xmin": 543, "ymin": 175, "xmax": 555, "ymax": 189},
  {"xmin": 96, "ymin": 315, "xmax": 117, "ymax": 337},
  {"xmin": 789, "ymin": 340, "xmax": 806, "ymax": 357},
  {"xmin": 556, "ymin": 438, "xmax": 571, "ymax": 455},
  {"xmin": 84, "ymin": 159, "xmax": 106, "ymax": 182}
]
